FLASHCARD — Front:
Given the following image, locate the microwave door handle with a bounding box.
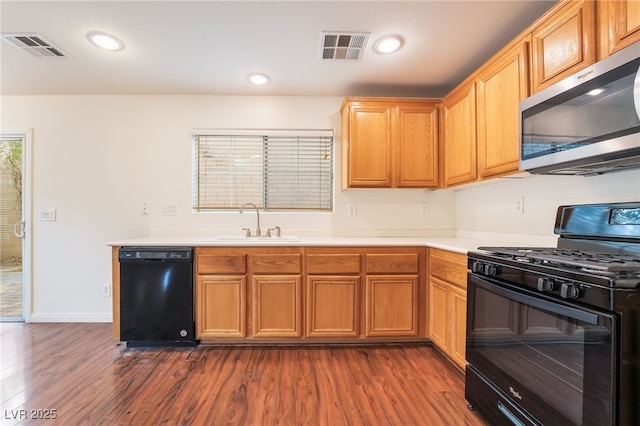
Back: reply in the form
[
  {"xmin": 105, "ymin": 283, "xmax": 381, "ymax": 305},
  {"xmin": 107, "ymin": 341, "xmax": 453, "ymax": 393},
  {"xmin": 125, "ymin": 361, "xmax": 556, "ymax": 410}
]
[{"xmin": 635, "ymin": 64, "xmax": 640, "ymax": 120}]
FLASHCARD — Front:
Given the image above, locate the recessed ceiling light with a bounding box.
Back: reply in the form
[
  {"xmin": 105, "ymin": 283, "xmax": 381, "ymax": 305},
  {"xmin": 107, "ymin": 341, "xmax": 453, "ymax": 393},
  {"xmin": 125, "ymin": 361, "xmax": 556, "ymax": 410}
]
[
  {"xmin": 373, "ymin": 35, "xmax": 404, "ymax": 54},
  {"xmin": 87, "ymin": 31, "xmax": 124, "ymax": 51},
  {"xmin": 248, "ymin": 73, "xmax": 270, "ymax": 86}
]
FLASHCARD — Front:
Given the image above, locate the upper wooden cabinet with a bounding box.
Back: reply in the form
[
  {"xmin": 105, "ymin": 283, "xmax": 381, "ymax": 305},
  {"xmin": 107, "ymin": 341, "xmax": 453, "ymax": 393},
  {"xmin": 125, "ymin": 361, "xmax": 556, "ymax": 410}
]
[
  {"xmin": 341, "ymin": 97, "xmax": 439, "ymax": 189},
  {"xmin": 396, "ymin": 102, "xmax": 440, "ymax": 187},
  {"xmin": 441, "ymin": 81, "xmax": 477, "ymax": 187},
  {"xmin": 530, "ymin": 0, "xmax": 597, "ymax": 93},
  {"xmin": 476, "ymin": 41, "xmax": 529, "ymax": 178},
  {"xmin": 598, "ymin": 0, "xmax": 640, "ymax": 59},
  {"xmin": 341, "ymin": 99, "xmax": 393, "ymax": 188}
]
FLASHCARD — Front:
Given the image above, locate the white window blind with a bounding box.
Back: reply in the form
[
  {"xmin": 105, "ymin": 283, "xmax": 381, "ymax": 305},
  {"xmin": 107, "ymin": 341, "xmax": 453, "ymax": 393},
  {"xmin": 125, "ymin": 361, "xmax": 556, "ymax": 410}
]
[{"xmin": 193, "ymin": 131, "xmax": 333, "ymax": 211}]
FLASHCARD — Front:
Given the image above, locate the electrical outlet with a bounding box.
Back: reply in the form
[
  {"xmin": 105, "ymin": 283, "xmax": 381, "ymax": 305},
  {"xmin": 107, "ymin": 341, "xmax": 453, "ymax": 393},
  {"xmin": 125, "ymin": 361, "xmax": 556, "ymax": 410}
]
[
  {"xmin": 161, "ymin": 203, "xmax": 177, "ymax": 215},
  {"xmin": 347, "ymin": 204, "xmax": 357, "ymax": 216},
  {"xmin": 419, "ymin": 203, "xmax": 429, "ymax": 215},
  {"xmin": 40, "ymin": 208, "xmax": 57, "ymax": 221},
  {"xmin": 514, "ymin": 196, "xmax": 525, "ymax": 214},
  {"xmin": 141, "ymin": 202, "xmax": 149, "ymax": 216},
  {"xmin": 102, "ymin": 284, "xmax": 111, "ymax": 297}
]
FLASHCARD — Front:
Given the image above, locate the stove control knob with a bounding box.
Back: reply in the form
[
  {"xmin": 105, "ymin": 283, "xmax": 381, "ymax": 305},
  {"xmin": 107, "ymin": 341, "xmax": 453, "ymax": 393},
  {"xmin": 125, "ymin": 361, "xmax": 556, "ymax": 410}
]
[
  {"xmin": 537, "ymin": 277, "xmax": 554, "ymax": 292},
  {"xmin": 560, "ymin": 283, "xmax": 580, "ymax": 299},
  {"xmin": 484, "ymin": 264, "xmax": 499, "ymax": 276},
  {"xmin": 471, "ymin": 261, "xmax": 484, "ymax": 274}
]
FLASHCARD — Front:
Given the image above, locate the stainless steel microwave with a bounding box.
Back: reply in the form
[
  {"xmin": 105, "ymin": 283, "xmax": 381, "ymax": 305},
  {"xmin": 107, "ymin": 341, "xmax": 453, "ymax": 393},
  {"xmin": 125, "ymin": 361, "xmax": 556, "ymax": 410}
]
[{"xmin": 520, "ymin": 40, "xmax": 640, "ymax": 176}]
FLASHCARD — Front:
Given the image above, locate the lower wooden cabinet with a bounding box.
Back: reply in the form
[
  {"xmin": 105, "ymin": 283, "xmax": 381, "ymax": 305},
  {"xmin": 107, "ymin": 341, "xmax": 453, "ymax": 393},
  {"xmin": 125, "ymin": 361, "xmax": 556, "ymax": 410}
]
[
  {"xmin": 196, "ymin": 249, "xmax": 248, "ymax": 338},
  {"xmin": 252, "ymin": 275, "xmax": 302, "ymax": 337},
  {"xmin": 306, "ymin": 276, "xmax": 359, "ymax": 337},
  {"xmin": 427, "ymin": 248, "xmax": 469, "ymax": 369},
  {"xmin": 365, "ymin": 275, "xmax": 418, "ymax": 336},
  {"xmin": 365, "ymin": 252, "xmax": 421, "ymax": 336},
  {"xmin": 250, "ymin": 250, "xmax": 303, "ymax": 338},
  {"xmin": 428, "ymin": 276, "xmax": 449, "ymax": 350},
  {"xmin": 194, "ymin": 246, "xmax": 426, "ymax": 343},
  {"xmin": 448, "ymin": 281, "xmax": 468, "ymax": 368},
  {"xmin": 305, "ymin": 249, "xmax": 361, "ymax": 338},
  {"xmin": 197, "ymin": 275, "xmax": 246, "ymax": 338}
]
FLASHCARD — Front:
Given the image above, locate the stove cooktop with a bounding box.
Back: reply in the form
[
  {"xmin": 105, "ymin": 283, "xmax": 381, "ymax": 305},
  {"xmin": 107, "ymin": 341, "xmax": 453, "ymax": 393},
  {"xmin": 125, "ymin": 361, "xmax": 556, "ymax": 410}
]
[{"xmin": 477, "ymin": 247, "xmax": 640, "ymax": 274}]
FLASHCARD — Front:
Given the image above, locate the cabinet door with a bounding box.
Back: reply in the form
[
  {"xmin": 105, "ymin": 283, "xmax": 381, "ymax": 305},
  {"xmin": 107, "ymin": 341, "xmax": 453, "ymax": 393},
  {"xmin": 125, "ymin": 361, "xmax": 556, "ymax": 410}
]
[
  {"xmin": 342, "ymin": 101, "xmax": 394, "ymax": 188},
  {"xmin": 396, "ymin": 103, "xmax": 439, "ymax": 187},
  {"xmin": 449, "ymin": 284, "xmax": 468, "ymax": 370},
  {"xmin": 252, "ymin": 275, "xmax": 302, "ymax": 337},
  {"xmin": 306, "ymin": 276, "xmax": 359, "ymax": 337},
  {"xmin": 530, "ymin": 0, "xmax": 596, "ymax": 93},
  {"xmin": 428, "ymin": 276, "xmax": 449, "ymax": 353},
  {"xmin": 598, "ymin": 0, "xmax": 640, "ymax": 58},
  {"xmin": 442, "ymin": 82, "xmax": 477, "ymax": 187},
  {"xmin": 476, "ymin": 41, "xmax": 529, "ymax": 178},
  {"xmin": 196, "ymin": 275, "xmax": 246, "ymax": 338},
  {"xmin": 365, "ymin": 275, "xmax": 418, "ymax": 336}
]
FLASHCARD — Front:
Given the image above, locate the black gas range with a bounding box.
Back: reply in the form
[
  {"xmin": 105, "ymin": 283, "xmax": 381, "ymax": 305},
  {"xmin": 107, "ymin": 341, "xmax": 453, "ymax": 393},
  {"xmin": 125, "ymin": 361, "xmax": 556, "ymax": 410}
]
[{"xmin": 465, "ymin": 202, "xmax": 640, "ymax": 426}]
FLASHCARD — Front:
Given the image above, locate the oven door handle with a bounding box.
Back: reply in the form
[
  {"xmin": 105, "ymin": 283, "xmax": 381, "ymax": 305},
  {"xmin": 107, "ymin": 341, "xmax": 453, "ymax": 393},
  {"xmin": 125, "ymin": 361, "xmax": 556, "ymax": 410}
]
[
  {"xmin": 634, "ymin": 63, "xmax": 640, "ymax": 120},
  {"xmin": 497, "ymin": 402, "xmax": 526, "ymax": 426},
  {"xmin": 471, "ymin": 275, "xmax": 600, "ymax": 325}
]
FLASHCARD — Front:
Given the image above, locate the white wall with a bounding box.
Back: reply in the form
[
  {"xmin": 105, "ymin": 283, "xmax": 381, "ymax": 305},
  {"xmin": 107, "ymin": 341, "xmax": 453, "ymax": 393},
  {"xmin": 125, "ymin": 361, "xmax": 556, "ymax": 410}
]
[
  {"xmin": 0, "ymin": 95, "xmax": 455, "ymax": 322},
  {"xmin": 455, "ymin": 171, "xmax": 640, "ymax": 244},
  {"xmin": 2, "ymin": 94, "xmax": 637, "ymax": 321}
]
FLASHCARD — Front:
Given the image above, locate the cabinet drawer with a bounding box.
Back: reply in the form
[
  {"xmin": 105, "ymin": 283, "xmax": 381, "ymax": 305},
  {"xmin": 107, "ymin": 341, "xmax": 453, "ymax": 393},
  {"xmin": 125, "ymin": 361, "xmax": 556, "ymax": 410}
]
[
  {"xmin": 197, "ymin": 253, "xmax": 247, "ymax": 274},
  {"xmin": 307, "ymin": 253, "xmax": 361, "ymax": 274},
  {"xmin": 366, "ymin": 253, "xmax": 419, "ymax": 274},
  {"xmin": 251, "ymin": 254, "xmax": 302, "ymax": 274},
  {"xmin": 428, "ymin": 248, "xmax": 468, "ymax": 288}
]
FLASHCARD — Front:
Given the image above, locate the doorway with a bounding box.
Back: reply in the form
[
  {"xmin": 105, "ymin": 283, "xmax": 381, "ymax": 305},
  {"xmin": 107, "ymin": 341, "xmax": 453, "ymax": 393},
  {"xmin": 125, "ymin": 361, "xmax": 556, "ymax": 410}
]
[{"xmin": 0, "ymin": 133, "xmax": 29, "ymax": 321}]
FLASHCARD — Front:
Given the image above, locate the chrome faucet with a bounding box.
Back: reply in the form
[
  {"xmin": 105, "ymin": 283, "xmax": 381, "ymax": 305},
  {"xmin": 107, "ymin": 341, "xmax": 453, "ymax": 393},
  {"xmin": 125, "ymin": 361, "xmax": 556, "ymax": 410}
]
[{"xmin": 240, "ymin": 202, "xmax": 261, "ymax": 237}]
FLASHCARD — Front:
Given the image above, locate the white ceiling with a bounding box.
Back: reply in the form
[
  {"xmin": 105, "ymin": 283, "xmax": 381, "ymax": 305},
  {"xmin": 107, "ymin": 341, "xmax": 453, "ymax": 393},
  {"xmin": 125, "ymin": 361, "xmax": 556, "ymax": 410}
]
[{"xmin": 0, "ymin": 0, "xmax": 557, "ymax": 97}]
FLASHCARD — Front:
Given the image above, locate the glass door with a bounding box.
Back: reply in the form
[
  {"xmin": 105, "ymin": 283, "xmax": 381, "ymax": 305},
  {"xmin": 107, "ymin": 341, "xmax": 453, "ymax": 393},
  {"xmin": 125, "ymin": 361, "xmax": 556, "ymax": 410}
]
[{"xmin": 0, "ymin": 135, "xmax": 26, "ymax": 321}]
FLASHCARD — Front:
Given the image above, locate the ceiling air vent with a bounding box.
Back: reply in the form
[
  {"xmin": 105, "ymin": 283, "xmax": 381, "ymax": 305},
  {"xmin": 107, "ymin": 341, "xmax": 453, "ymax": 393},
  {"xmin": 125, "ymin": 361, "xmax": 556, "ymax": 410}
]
[
  {"xmin": 320, "ymin": 32, "xmax": 369, "ymax": 60},
  {"xmin": 2, "ymin": 33, "xmax": 70, "ymax": 58}
]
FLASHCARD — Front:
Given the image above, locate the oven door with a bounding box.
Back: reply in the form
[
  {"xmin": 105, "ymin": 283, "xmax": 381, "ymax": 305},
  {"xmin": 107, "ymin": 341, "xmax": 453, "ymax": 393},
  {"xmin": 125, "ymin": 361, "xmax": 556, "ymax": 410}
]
[{"xmin": 466, "ymin": 273, "xmax": 617, "ymax": 426}]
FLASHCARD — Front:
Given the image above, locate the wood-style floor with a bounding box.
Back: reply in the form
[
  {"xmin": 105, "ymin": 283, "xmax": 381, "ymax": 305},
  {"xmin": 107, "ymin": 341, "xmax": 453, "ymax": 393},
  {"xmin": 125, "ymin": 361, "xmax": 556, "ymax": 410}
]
[{"xmin": 0, "ymin": 323, "xmax": 488, "ymax": 425}]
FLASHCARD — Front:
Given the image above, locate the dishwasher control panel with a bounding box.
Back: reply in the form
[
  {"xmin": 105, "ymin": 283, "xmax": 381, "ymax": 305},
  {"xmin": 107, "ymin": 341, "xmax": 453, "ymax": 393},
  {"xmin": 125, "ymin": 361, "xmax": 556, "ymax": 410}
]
[{"xmin": 119, "ymin": 247, "xmax": 193, "ymax": 260}]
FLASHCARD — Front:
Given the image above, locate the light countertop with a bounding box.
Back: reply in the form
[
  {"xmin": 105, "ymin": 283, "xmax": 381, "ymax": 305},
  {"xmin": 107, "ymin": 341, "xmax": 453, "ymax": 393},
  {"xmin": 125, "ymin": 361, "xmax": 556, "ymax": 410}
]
[{"xmin": 107, "ymin": 235, "xmax": 541, "ymax": 255}]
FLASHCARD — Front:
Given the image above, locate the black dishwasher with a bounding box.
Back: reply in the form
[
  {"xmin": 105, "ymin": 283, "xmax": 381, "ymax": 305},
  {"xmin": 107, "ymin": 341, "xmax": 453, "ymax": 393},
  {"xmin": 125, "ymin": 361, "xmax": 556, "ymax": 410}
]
[{"xmin": 119, "ymin": 246, "xmax": 197, "ymax": 347}]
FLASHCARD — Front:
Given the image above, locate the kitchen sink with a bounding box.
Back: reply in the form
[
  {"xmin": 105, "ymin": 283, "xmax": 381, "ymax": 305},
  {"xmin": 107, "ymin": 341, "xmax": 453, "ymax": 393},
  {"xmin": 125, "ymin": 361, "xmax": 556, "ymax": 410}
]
[{"xmin": 204, "ymin": 236, "xmax": 300, "ymax": 243}]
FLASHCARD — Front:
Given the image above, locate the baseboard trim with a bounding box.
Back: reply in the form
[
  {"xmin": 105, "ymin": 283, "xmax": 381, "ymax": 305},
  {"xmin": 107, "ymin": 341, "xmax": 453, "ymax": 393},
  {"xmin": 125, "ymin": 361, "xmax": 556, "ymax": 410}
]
[{"xmin": 29, "ymin": 313, "xmax": 112, "ymax": 323}]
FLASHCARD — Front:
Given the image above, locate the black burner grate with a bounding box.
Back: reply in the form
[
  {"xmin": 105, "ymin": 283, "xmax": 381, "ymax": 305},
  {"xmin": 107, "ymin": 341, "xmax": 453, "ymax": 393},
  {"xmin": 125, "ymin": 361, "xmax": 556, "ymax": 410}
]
[{"xmin": 478, "ymin": 247, "xmax": 640, "ymax": 273}]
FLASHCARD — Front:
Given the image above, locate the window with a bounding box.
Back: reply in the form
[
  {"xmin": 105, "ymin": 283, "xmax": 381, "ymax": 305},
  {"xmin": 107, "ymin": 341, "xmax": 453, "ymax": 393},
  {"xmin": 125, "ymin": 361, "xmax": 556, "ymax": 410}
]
[{"xmin": 193, "ymin": 130, "xmax": 333, "ymax": 211}]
